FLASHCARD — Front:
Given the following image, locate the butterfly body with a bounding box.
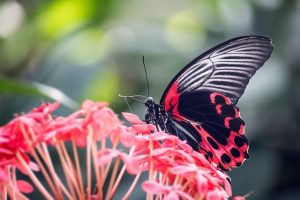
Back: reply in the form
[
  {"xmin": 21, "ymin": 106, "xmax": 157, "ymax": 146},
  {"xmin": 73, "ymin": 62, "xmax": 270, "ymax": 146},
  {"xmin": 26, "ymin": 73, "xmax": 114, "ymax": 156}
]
[{"xmin": 144, "ymin": 36, "xmax": 273, "ymax": 170}]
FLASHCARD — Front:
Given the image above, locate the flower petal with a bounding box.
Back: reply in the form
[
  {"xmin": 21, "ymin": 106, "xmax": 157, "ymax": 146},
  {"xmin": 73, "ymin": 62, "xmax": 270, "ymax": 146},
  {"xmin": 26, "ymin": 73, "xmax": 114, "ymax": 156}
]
[
  {"xmin": 165, "ymin": 191, "xmax": 180, "ymax": 200},
  {"xmin": 132, "ymin": 124, "xmax": 155, "ymax": 134},
  {"xmin": 224, "ymin": 178, "xmax": 232, "ymax": 197},
  {"xmin": 233, "ymin": 197, "xmax": 246, "ymax": 200},
  {"xmin": 196, "ymin": 171, "xmax": 208, "ymax": 195},
  {"xmin": 170, "ymin": 165, "xmax": 196, "ymax": 174},
  {"xmin": 29, "ymin": 161, "xmax": 39, "ymax": 172},
  {"xmin": 122, "ymin": 112, "xmax": 144, "ymax": 125},
  {"xmin": 97, "ymin": 149, "xmax": 119, "ymax": 166},
  {"xmin": 142, "ymin": 181, "xmax": 170, "ymax": 194},
  {"xmin": 207, "ymin": 189, "xmax": 228, "ymax": 200},
  {"xmin": 16, "ymin": 180, "xmax": 34, "ymax": 194},
  {"xmin": 119, "ymin": 153, "xmax": 140, "ymax": 174},
  {"xmin": 120, "ymin": 128, "xmax": 137, "ymax": 147},
  {"xmin": 0, "ymin": 168, "xmax": 9, "ymax": 182},
  {"xmin": 81, "ymin": 100, "xmax": 108, "ymax": 111}
]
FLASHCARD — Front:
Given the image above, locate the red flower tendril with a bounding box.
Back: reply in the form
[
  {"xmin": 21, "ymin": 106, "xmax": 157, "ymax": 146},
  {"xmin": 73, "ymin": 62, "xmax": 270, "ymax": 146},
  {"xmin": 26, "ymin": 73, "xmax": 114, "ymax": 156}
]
[{"xmin": 0, "ymin": 100, "xmax": 247, "ymax": 200}]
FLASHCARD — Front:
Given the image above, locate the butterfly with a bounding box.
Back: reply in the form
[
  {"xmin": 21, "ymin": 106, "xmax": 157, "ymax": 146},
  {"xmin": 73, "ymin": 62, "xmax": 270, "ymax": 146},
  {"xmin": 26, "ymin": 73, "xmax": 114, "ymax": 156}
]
[{"xmin": 144, "ymin": 36, "xmax": 273, "ymax": 170}]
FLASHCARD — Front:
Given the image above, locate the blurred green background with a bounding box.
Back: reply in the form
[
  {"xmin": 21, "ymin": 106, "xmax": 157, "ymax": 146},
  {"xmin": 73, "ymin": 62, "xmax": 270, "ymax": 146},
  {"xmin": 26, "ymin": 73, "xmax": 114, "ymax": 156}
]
[{"xmin": 0, "ymin": 0, "xmax": 299, "ymax": 199}]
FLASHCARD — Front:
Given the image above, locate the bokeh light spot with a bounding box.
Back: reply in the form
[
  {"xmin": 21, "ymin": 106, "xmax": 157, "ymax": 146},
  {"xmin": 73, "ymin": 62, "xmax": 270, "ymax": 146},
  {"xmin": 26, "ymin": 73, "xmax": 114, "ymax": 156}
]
[
  {"xmin": 0, "ymin": 2, "xmax": 25, "ymax": 38},
  {"xmin": 38, "ymin": 1, "xmax": 93, "ymax": 38},
  {"xmin": 165, "ymin": 10, "xmax": 206, "ymax": 54},
  {"xmin": 67, "ymin": 29, "xmax": 113, "ymax": 66},
  {"xmin": 84, "ymin": 67, "xmax": 119, "ymax": 105}
]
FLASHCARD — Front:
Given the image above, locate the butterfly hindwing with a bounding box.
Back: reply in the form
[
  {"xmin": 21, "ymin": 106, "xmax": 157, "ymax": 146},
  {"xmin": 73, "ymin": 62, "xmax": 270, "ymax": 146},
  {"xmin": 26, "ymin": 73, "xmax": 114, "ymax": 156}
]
[{"xmin": 167, "ymin": 90, "xmax": 249, "ymax": 170}]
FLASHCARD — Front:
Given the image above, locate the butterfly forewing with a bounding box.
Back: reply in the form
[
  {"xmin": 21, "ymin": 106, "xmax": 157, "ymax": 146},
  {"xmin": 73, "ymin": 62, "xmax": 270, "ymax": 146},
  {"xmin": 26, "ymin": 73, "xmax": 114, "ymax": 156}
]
[
  {"xmin": 160, "ymin": 36, "xmax": 273, "ymax": 105},
  {"xmin": 159, "ymin": 36, "xmax": 273, "ymax": 170}
]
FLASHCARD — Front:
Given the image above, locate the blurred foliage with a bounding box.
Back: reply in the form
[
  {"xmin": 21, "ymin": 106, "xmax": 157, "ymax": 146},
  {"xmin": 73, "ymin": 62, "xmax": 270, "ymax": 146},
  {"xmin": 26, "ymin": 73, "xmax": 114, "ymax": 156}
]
[
  {"xmin": 0, "ymin": 75, "xmax": 78, "ymax": 108},
  {"xmin": 0, "ymin": 0, "xmax": 300, "ymax": 199}
]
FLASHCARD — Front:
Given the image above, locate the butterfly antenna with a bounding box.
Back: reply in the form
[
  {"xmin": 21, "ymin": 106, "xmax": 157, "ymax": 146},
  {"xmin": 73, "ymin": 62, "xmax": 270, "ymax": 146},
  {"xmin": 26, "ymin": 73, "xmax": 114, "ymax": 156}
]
[
  {"xmin": 122, "ymin": 95, "xmax": 133, "ymax": 113},
  {"xmin": 142, "ymin": 55, "xmax": 150, "ymax": 97},
  {"xmin": 119, "ymin": 94, "xmax": 145, "ymax": 104}
]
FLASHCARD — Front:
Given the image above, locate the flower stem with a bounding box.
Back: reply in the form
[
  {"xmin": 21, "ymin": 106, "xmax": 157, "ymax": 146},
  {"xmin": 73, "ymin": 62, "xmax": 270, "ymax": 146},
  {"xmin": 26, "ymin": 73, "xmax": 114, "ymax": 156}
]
[
  {"xmin": 16, "ymin": 152, "xmax": 54, "ymax": 200},
  {"xmin": 56, "ymin": 142, "xmax": 77, "ymax": 199},
  {"xmin": 122, "ymin": 170, "xmax": 142, "ymax": 200},
  {"xmin": 72, "ymin": 138, "xmax": 84, "ymax": 198},
  {"xmin": 86, "ymin": 127, "xmax": 92, "ymax": 200},
  {"xmin": 106, "ymin": 158, "xmax": 120, "ymax": 200},
  {"xmin": 90, "ymin": 126, "xmax": 102, "ymax": 200},
  {"xmin": 60, "ymin": 141, "xmax": 83, "ymax": 198},
  {"xmin": 148, "ymin": 138, "xmax": 154, "ymax": 200},
  {"xmin": 20, "ymin": 124, "xmax": 62, "ymax": 198},
  {"xmin": 31, "ymin": 147, "xmax": 57, "ymax": 195},
  {"xmin": 38, "ymin": 143, "xmax": 72, "ymax": 199},
  {"xmin": 6, "ymin": 184, "xmax": 29, "ymax": 200},
  {"xmin": 109, "ymin": 146, "xmax": 136, "ymax": 199}
]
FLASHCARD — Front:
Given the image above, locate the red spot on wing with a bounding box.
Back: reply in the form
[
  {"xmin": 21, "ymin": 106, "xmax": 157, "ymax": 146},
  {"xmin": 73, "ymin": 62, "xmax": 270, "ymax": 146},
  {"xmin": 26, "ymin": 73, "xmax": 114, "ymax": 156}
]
[
  {"xmin": 210, "ymin": 92, "xmax": 231, "ymax": 105},
  {"xmin": 164, "ymin": 81, "xmax": 180, "ymax": 112},
  {"xmin": 224, "ymin": 117, "xmax": 232, "ymax": 128},
  {"xmin": 191, "ymin": 123, "xmax": 248, "ymax": 170},
  {"xmin": 190, "ymin": 124, "xmax": 230, "ymax": 170},
  {"xmin": 239, "ymin": 124, "xmax": 245, "ymax": 135},
  {"xmin": 216, "ymin": 105, "xmax": 222, "ymax": 114},
  {"xmin": 228, "ymin": 131, "xmax": 248, "ymax": 152},
  {"xmin": 234, "ymin": 107, "xmax": 240, "ymax": 118}
]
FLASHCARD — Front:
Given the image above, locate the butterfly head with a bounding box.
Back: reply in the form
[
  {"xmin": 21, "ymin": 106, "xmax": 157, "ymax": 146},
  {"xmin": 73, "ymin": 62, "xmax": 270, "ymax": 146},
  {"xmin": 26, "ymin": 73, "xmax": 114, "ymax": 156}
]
[{"xmin": 144, "ymin": 97, "xmax": 156, "ymax": 108}]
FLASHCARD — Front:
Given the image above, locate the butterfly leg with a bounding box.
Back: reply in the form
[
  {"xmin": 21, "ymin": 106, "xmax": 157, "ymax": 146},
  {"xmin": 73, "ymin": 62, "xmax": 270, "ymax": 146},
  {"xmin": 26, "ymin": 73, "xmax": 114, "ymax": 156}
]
[
  {"xmin": 145, "ymin": 112, "xmax": 165, "ymax": 133},
  {"xmin": 144, "ymin": 113, "xmax": 151, "ymax": 124}
]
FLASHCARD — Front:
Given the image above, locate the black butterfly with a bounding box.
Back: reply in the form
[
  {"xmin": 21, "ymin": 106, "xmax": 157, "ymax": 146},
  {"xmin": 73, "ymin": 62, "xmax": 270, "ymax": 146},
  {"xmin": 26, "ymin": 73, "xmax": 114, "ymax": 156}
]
[{"xmin": 144, "ymin": 36, "xmax": 273, "ymax": 170}]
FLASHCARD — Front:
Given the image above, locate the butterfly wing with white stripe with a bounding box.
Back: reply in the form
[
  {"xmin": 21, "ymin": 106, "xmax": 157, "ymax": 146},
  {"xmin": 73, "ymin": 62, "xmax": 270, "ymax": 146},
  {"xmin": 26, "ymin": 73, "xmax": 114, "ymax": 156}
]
[{"xmin": 160, "ymin": 36, "xmax": 273, "ymax": 105}]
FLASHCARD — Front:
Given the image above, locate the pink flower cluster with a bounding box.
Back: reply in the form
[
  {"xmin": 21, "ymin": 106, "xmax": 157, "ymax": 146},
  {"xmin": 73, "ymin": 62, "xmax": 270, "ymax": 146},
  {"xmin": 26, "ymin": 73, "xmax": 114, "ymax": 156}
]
[
  {"xmin": 0, "ymin": 100, "xmax": 246, "ymax": 200},
  {"xmin": 122, "ymin": 112, "xmax": 233, "ymax": 200}
]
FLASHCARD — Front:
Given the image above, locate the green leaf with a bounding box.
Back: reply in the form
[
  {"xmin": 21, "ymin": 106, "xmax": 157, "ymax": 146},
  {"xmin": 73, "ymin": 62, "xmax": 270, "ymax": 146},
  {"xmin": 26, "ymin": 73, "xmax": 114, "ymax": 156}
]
[{"xmin": 0, "ymin": 76, "xmax": 79, "ymax": 109}]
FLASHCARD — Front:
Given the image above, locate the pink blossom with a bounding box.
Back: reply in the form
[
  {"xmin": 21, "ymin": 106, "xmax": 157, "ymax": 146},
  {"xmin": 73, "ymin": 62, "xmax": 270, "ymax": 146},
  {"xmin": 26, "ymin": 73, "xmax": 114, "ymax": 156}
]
[
  {"xmin": 0, "ymin": 101, "xmax": 247, "ymax": 200},
  {"xmin": 142, "ymin": 181, "xmax": 194, "ymax": 200},
  {"xmin": 16, "ymin": 180, "xmax": 34, "ymax": 194}
]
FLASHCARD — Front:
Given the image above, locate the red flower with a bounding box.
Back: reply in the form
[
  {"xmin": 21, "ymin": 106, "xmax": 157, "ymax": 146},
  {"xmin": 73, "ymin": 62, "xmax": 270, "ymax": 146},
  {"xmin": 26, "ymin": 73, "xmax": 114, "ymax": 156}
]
[
  {"xmin": 142, "ymin": 181, "xmax": 194, "ymax": 200},
  {"xmin": 122, "ymin": 112, "xmax": 232, "ymax": 199},
  {"xmin": 0, "ymin": 102, "xmax": 58, "ymax": 172},
  {"xmin": 0, "ymin": 101, "xmax": 246, "ymax": 200}
]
